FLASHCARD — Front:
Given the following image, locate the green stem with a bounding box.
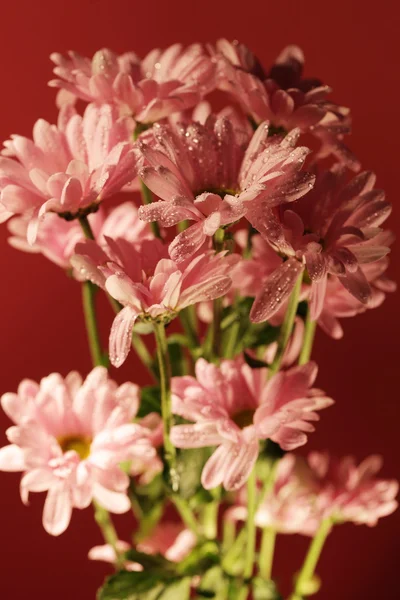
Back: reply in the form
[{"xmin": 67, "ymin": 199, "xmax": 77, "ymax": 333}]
[
  {"xmin": 139, "ymin": 179, "xmax": 161, "ymax": 239},
  {"xmin": 78, "ymin": 216, "xmax": 122, "ymax": 567},
  {"xmin": 223, "ymin": 318, "xmax": 241, "ymax": 359},
  {"xmin": 298, "ymin": 306, "xmax": 317, "ymax": 365},
  {"xmin": 243, "ymin": 467, "xmax": 257, "ymax": 580},
  {"xmin": 257, "ymin": 455, "xmax": 282, "ymax": 579},
  {"xmin": 291, "ymin": 518, "xmax": 332, "ymax": 599},
  {"xmin": 172, "ymin": 494, "xmax": 202, "ymax": 536},
  {"xmin": 202, "ymin": 500, "xmax": 219, "ymax": 539},
  {"xmin": 78, "ymin": 214, "xmax": 95, "ymax": 240},
  {"xmin": 257, "ymin": 457, "xmax": 280, "ymax": 511},
  {"xmin": 131, "ymin": 333, "xmax": 159, "ymax": 381},
  {"xmin": 211, "ymin": 297, "xmax": 223, "ymax": 359},
  {"xmin": 211, "ymin": 229, "xmax": 225, "ymax": 360},
  {"xmin": 82, "ymin": 282, "xmax": 108, "ymax": 368},
  {"xmin": 269, "ymin": 272, "xmax": 302, "ymax": 376},
  {"xmin": 153, "ymin": 321, "xmax": 178, "ymax": 491},
  {"xmin": 259, "ymin": 528, "xmax": 276, "ymax": 580},
  {"xmin": 179, "ymin": 306, "xmax": 200, "ymax": 349},
  {"xmin": 222, "ymin": 517, "xmax": 236, "ymax": 553},
  {"xmin": 94, "ymin": 501, "xmax": 123, "ymax": 569},
  {"xmin": 222, "ymin": 527, "xmax": 246, "ymax": 573}
]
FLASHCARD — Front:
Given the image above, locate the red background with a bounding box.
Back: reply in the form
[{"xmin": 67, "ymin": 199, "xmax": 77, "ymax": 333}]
[{"xmin": 0, "ymin": 1, "xmax": 398, "ymax": 598}]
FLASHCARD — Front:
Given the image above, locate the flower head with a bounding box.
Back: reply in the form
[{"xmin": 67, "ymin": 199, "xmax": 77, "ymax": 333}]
[
  {"xmin": 49, "ymin": 45, "xmax": 216, "ymax": 122},
  {"xmin": 215, "ymin": 40, "xmax": 358, "ymax": 169},
  {"xmin": 72, "ymin": 237, "xmax": 238, "ymax": 366},
  {"xmin": 137, "ymin": 117, "xmax": 314, "ymax": 262},
  {"xmin": 250, "ymin": 167, "xmax": 392, "ymax": 323},
  {"xmin": 6, "ymin": 201, "xmax": 151, "ymax": 273},
  {"xmin": 170, "ymin": 358, "xmax": 333, "ymax": 491},
  {"xmin": 226, "ymin": 454, "xmax": 320, "ymax": 535},
  {"xmin": 0, "ymin": 367, "xmax": 155, "ymax": 535},
  {"xmin": 307, "ymin": 452, "xmax": 399, "ymax": 526},
  {"xmin": 0, "ymin": 104, "xmax": 136, "ymax": 243}
]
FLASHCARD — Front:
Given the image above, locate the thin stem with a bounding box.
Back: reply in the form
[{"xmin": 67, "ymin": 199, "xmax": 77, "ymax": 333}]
[
  {"xmin": 222, "ymin": 517, "xmax": 236, "ymax": 553},
  {"xmin": 153, "ymin": 321, "xmax": 178, "ymax": 491},
  {"xmin": 131, "ymin": 333, "xmax": 159, "ymax": 381},
  {"xmin": 243, "ymin": 467, "xmax": 257, "ymax": 580},
  {"xmin": 257, "ymin": 458, "xmax": 280, "ymax": 511},
  {"xmin": 202, "ymin": 500, "xmax": 219, "ymax": 539},
  {"xmin": 211, "ymin": 297, "xmax": 223, "ymax": 358},
  {"xmin": 139, "ymin": 179, "xmax": 161, "ymax": 239},
  {"xmin": 291, "ymin": 518, "xmax": 332, "ymax": 600},
  {"xmin": 223, "ymin": 315, "xmax": 241, "ymax": 359},
  {"xmin": 259, "ymin": 528, "xmax": 276, "ymax": 580},
  {"xmin": 269, "ymin": 273, "xmax": 302, "ymax": 376},
  {"xmin": 298, "ymin": 305, "xmax": 317, "ymax": 365},
  {"xmin": 82, "ymin": 282, "xmax": 108, "ymax": 368},
  {"xmin": 94, "ymin": 501, "xmax": 123, "ymax": 569},
  {"xmin": 211, "ymin": 229, "xmax": 225, "ymax": 360},
  {"xmin": 172, "ymin": 494, "xmax": 202, "ymax": 536},
  {"xmin": 78, "ymin": 216, "xmax": 122, "ymax": 567},
  {"xmin": 222, "ymin": 527, "xmax": 246, "ymax": 573},
  {"xmin": 78, "ymin": 214, "xmax": 95, "ymax": 240},
  {"xmin": 179, "ymin": 306, "xmax": 200, "ymax": 349}
]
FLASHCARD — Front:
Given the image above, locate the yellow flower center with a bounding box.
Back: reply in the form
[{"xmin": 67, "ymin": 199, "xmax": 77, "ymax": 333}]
[{"xmin": 58, "ymin": 435, "xmax": 92, "ymax": 460}]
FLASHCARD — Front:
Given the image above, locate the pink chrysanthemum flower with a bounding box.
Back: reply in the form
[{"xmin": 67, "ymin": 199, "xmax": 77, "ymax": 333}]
[
  {"xmin": 0, "ymin": 104, "xmax": 136, "ymax": 243},
  {"xmin": 226, "ymin": 454, "xmax": 320, "ymax": 535},
  {"xmin": 136, "ymin": 117, "xmax": 314, "ymax": 262},
  {"xmin": 88, "ymin": 521, "xmax": 196, "ymax": 569},
  {"xmin": 72, "ymin": 237, "xmax": 238, "ymax": 366},
  {"xmin": 307, "ymin": 452, "xmax": 399, "ymax": 526},
  {"xmin": 215, "ymin": 40, "xmax": 358, "ymax": 169},
  {"xmin": 49, "ymin": 45, "xmax": 216, "ymax": 122},
  {"xmin": 0, "ymin": 367, "xmax": 155, "ymax": 536},
  {"xmin": 170, "ymin": 358, "xmax": 333, "ymax": 491},
  {"xmin": 317, "ymin": 256, "xmax": 396, "ymax": 339},
  {"xmin": 6, "ymin": 201, "xmax": 151, "ymax": 273},
  {"xmin": 250, "ymin": 167, "xmax": 392, "ymax": 323}
]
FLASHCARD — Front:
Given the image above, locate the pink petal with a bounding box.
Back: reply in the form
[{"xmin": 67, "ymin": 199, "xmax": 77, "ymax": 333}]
[
  {"xmin": 201, "ymin": 444, "xmax": 235, "ymax": 490},
  {"xmin": 92, "ymin": 484, "xmax": 131, "ymax": 513},
  {"xmin": 43, "ymin": 484, "xmax": 73, "ymax": 536},
  {"xmin": 250, "ymin": 258, "xmax": 303, "ymax": 323},
  {"xmin": 0, "ymin": 444, "xmax": 25, "ymax": 471},
  {"xmin": 223, "ymin": 441, "xmax": 259, "ymax": 491},
  {"xmin": 170, "ymin": 422, "xmax": 222, "ymax": 448},
  {"xmin": 108, "ymin": 306, "xmax": 138, "ymax": 367}
]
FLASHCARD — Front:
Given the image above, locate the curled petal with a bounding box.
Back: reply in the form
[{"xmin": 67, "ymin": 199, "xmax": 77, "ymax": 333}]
[
  {"xmin": 43, "ymin": 484, "xmax": 73, "ymax": 536},
  {"xmin": 250, "ymin": 258, "xmax": 304, "ymax": 323},
  {"xmin": 108, "ymin": 306, "xmax": 138, "ymax": 367}
]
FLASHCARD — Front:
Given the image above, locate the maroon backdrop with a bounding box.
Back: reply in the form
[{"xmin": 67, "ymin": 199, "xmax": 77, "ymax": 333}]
[{"xmin": 0, "ymin": 1, "xmax": 398, "ymax": 598}]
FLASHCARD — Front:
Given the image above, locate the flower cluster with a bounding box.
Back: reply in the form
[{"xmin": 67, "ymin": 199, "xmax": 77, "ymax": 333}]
[
  {"xmin": 0, "ymin": 38, "xmax": 396, "ymax": 600},
  {"xmin": 227, "ymin": 453, "xmax": 398, "ymax": 536}
]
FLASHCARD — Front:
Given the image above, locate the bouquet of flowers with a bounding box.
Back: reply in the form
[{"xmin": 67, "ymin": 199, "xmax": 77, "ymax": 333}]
[{"xmin": 0, "ymin": 39, "xmax": 397, "ymax": 599}]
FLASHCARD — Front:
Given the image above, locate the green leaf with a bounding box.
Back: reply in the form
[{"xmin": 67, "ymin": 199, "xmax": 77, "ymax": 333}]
[
  {"xmin": 97, "ymin": 571, "xmax": 191, "ymax": 600},
  {"xmin": 158, "ymin": 578, "xmax": 191, "ymax": 599},
  {"xmin": 124, "ymin": 549, "xmax": 175, "ymax": 572},
  {"xmin": 97, "ymin": 570, "xmax": 166, "ymax": 600},
  {"xmin": 177, "ymin": 541, "xmax": 220, "ymax": 577},
  {"xmin": 138, "ymin": 386, "xmax": 161, "ymax": 417}
]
